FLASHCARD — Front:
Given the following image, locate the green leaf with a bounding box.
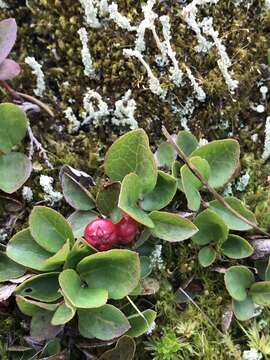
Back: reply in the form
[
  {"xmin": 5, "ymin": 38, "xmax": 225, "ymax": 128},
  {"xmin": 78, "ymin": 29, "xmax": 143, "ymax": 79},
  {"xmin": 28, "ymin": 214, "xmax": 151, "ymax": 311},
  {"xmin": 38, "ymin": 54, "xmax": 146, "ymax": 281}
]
[
  {"xmin": 171, "ymin": 160, "xmax": 184, "ymax": 191},
  {"xmin": 265, "ymin": 260, "xmax": 270, "ymax": 281},
  {"xmin": 67, "ymin": 210, "xmax": 98, "ymax": 238},
  {"xmin": 198, "ymin": 246, "xmax": 216, "ymax": 267},
  {"xmin": 181, "ymin": 156, "xmax": 210, "ymax": 211},
  {"xmin": 30, "ymin": 310, "xmax": 62, "ymax": 340},
  {"xmin": 61, "ymin": 173, "xmax": 95, "ymax": 210},
  {"xmin": 64, "ymin": 239, "xmax": 95, "ymax": 269},
  {"xmin": 59, "ymin": 269, "xmax": 108, "ymax": 308},
  {"xmin": 16, "ymin": 295, "xmax": 59, "ymax": 317},
  {"xmin": 104, "ymin": 129, "xmax": 157, "ymax": 194},
  {"xmin": 140, "ymin": 256, "xmax": 152, "ymax": 278},
  {"xmin": 224, "ymin": 266, "xmax": 254, "ymax": 301},
  {"xmin": 15, "ymin": 272, "xmax": 61, "ymax": 302},
  {"xmin": 221, "ymin": 235, "xmax": 254, "ymax": 259},
  {"xmin": 99, "ymin": 335, "xmax": 136, "ymax": 360},
  {"xmin": 118, "ymin": 173, "xmax": 154, "ymax": 228},
  {"xmin": 7, "ymin": 229, "xmax": 62, "ymax": 271},
  {"xmin": 232, "ymin": 296, "xmax": 256, "ymax": 321},
  {"xmin": 0, "ymin": 103, "xmax": 28, "ymax": 153},
  {"xmin": 77, "ymin": 249, "xmax": 140, "ymax": 300},
  {"xmin": 250, "ymin": 281, "xmax": 270, "ymax": 306},
  {"xmin": 78, "ymin": 304, "xmax": 130, "ymax": 341},
  {"xmin": 30, "ymin": 206, "xmax": 74, "ymax": 253},
  {"xmin": 190, "ymin": 139, "xmax": 240, "ymax": 188},
  {"xmin": 42, "ymin": 241, "xmax": 70, "ymax": 268},
  {"xmin": 0, "ymin": 152, "xmax": 32, "ymax": 193},
  {"xmin": 176, "ymin": 131, "xmax": 198, "ymax": 156},
  {"xmin": 96, "ymin": 182, "xmax": 121, "ymax": 216},
  {"xmin": 149, "ymin": 211, "xmax": 198, "ymax": 242},
  {"xmin": 0, "ymin": 252, "xmax": 25, "ymax": 282},
  {"xmin": 51, "ymin": 299, "xmax": 76, "ymax": 326},
  {"xmin": 155, "ymin": 142, "xmax": 175, "ymax": 167},
  {"xmin": 41, "ymin": 339, "xmax": 61, "ymax": 358},
  {"xmin": 139, "ymin": 171, "xmax": 177, "ymax": 211},
  {"xmin": 209, "ymin": 197, "xmax": 256, "ymax": 231},
  {"xmin": 192, "ymin": 209, "xmax": 228, "ymax": 246},
  {"xmin": 126, "ymin": 309, "xmax": 156, "ymax": 337}
]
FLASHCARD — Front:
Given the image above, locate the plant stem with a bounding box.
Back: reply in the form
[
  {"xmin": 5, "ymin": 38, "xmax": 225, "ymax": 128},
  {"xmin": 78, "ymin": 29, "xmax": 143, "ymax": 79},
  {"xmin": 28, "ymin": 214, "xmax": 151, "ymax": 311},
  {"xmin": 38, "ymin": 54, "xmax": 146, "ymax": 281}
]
[
  {"xmin": 162, "ymin": 126, "xmax": 270, "ymax": 237},
  {"xmin": 0, "ymin": 81, "xmax": 54, "ymax": 117}
]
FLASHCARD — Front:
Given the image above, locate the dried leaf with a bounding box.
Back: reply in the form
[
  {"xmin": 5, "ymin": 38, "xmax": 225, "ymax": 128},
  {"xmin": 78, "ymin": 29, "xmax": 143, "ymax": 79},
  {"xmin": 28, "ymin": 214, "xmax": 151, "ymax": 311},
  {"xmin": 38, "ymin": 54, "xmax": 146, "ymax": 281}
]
[{"xmin": 0, "ymin": 283, "xmax": 16, "ymax": 301}]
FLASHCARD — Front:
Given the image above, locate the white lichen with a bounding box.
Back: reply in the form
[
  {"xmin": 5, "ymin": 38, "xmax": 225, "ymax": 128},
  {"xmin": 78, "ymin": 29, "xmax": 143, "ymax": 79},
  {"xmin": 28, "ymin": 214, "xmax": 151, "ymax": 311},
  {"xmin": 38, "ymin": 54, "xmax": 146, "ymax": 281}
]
[
  {"xmin": 124, "ymin": 49, "xmax": 167, "ymax": 99},
  {"xmin": 82, "ymin": 89, "xmax": 110, "ymax": 126},
  {"xmin": 112, "ymin": 90, "xmax": 138, "ymax": 129},
  {"xmin": 150, "ymin": 244, "xmax": 165, "ymax": 271},
  {"xmin": 0, "ymin": 229, "xmax": 8, "ymax": 242},
  {"xmin": 79, "ymin": 0, "xmax": 101, "ymax": 28},
  {"xmin": 185, "ymin": 66, "xmax": 206, "ymax": 101},
  {"xmin": 0, "ymin": 0, "xmax": 8, "ymax": 8},
  {"xmin": 135, "ymin": 0, "xmax": 157, "ymax": 53},
  {"xmin": 64, "ymin": 107, "xmax": 81, "ymax": 134},
  {"xmin": 242, "ymin": 349, "xmax": 263, "ymax": 360},
  {"xmin": 182, "ymin": 0, "xmax": 218, "ymax": 53},
  {"xmin": 260, "ymin": 85, "xmax": 268, "ymax": 100},
  {"xmin": 201, "ymin": 17, "xmax": 238, "ymax": 93},
  {"xmin": 171, "ymin": 97, "xmax": 195, "ymax": 131},
  {"xmin": 40, "ymin": 175, "xmax": 62, "ymax": 205},
  {"xmin": 108, "ymin": 3, "xmax": 136, "ymax": 31},
  {"xmin": 22, "ymin": 186, "xmax": 33, "ymax": 203},
  {"xmin": 160, "ymin": 15, "xmax": 183, "ymax": 86},
  {"xmin": 78, "ymin": 27, "xmax": 95, "ymax": 77},
  {"xmin": 262, "ymin": 116, "xmax": 270, "ymax": 161},
  {"xmin": 25, "ymin": 56, "xmax": 45, "ymax": 97},
  {"xmin": 235, "ymin": 173, "xmax": 250, "ymax": 192}
]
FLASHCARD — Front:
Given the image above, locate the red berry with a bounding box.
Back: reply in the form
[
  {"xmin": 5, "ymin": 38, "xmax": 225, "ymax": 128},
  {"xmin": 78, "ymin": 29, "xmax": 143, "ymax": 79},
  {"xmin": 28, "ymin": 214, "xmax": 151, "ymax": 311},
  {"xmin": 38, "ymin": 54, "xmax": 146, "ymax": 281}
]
[
  {"xmin": 84, "ymin": 218, "xmax": 118, "ymax": 251},
  {"xmin": 116, "ymin": 213, "xmax": 139, "ymax": 244}
]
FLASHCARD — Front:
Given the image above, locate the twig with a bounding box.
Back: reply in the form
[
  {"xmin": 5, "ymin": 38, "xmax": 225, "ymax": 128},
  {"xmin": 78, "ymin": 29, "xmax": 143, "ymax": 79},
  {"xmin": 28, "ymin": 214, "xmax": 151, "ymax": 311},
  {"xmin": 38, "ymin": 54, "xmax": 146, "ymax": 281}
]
[
  {"xmin": 0, "ymin": 81, "xmax": 54, "ymax": 117},
  {"xmin": 178, "ymin": 287, "xmax": 224, "ymax": 338},
  {"xmin": 162, "ymin": 126, "xmax": 270, "ymax": 237},
  {"xmin": 27, "ymin": 125, "xmax": 53, "ymax": 169}
]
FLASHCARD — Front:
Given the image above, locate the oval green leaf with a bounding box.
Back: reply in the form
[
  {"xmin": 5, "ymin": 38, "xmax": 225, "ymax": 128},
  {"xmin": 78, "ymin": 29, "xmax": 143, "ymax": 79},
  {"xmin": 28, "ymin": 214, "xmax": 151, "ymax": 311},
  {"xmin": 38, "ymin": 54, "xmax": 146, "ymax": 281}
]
[
  {"xmin": 221, "ymin": 235, "xmax": 254, "ymax": 259},
  {"xmin": 104, "ymin": 129, "xmax": 157, "ymax": 194},
  {"xmin": 77, "ymin": 249, "xmax": 140, "ymax": 300},
  {"xmin": 0, "ymin": 252, "xmax": 25, "ymax": 282},
  {"xmin": 250, "ymin": 281, "xmax": 270, "ymax": 306},
  {"xmin": 139, "ymin": 171, "xmax": 177, "ymax": 211},
  {"xmin": 155, "ymin": 142, "xmax": 175, "ymax": 167},
  {"xmin": 224, "ymin": 266, "xmax": 254, "ymax": 301},
  {"xmin": 126, "ymin": 309, "xmax": 156, "ymax": 337},
  {"xmin": 99, "ymin": 335, "xmax": 136, "ymax": 360},
  {"xmin": 0, "ymin": 152, "xmax": 32, "ymax": 193},
  {"xmin": 51, "ymin": 300, "xmax": 76, "ymax": 326},
  {"xmin": 16, "ymin": 295, "xmax": 60, "ymax": 317},
  {"xmin": 232, "ymin": 296, "xmax": 256, "ymax": 321},
  {"xmin": 192, "ymin": 209, "xmax": 228, "ymax": 246},
  {"xmin": 0, "ymin": 103, "xmax": 28, "ymax": 153},
  {"xmin": 15, "ymin": 272, "xmax": 61, "ymax": 302},
  {"xmin": 149, "ymin": 211, "xmax": 198, "ymax": 242},
  {"xmin": 59, "ymin": 269, "xmax": 108, "ymax": 308},
  {"xmin": 30, "ymin": 206, "xmax": 74, "ymax": 253},
  {"xmin": 78, "ymin": 304, "xmax": 130, "ymax": 341},
  {"xmin": 7, "ymin": 229, "xmax": 62, "ymax": 271},
  {"xmin": 67, "ymin": 210, "xmax": 98, "ymax": 239},
  {"xmin": 176, "ymin": 131, "xmax": 198, "ymax": 156},
  {"xmin": 118, "ymin": 173, "xmax": 154, "ymax": 228},
  {"xmin": 96, "ymin": 182, "xmax": 121, "ymax": 216},
  {"xmin": 198, "ymin": 246, "xmax": 216, "ymax": 267},
  {"xmin": 61, "ymin": 172, "xmax": 95, "ymax": 211},
  {"xmin": 181, "ymin": 156, "xmax": 210, "ymax": 211},
  {"xmin": 209, "ymin": 197, "xmax": 257, "ymax": 231},
  {"xmin": 190, "ymin": 139, "xmax": 240, "ymax": 188}
]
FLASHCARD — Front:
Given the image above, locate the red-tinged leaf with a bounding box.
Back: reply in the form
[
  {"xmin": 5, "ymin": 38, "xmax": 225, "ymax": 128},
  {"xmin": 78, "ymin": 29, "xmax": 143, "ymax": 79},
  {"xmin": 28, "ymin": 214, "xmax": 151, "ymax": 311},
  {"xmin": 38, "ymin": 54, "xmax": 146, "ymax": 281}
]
[
  {"xmin": 0, "ymin": 18, "xmax": 17, "ymax": 64},
  {"xmin": 0, "ymin": 58, "xmax": 20, "ymax": 80}
]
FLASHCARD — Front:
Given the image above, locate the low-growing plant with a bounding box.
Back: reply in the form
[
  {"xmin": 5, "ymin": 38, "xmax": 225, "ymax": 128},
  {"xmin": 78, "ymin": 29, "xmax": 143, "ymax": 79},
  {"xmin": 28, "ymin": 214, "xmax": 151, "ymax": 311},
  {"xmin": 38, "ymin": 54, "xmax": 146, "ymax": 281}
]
[
  {"xmin": 2, "ymin": 127, "xmax": 270, "ymax": 358},
  {"xmin": 0, "ymin": 103, "xmax": 32, "ymax": 193}
]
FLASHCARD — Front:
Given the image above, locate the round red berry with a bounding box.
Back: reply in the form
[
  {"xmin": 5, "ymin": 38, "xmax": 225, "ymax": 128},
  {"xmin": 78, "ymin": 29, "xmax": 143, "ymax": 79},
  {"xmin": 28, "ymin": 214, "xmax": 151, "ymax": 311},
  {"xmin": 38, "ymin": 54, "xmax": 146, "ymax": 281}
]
[
  {"xmin": 84, "ymin": 218, "xmax": 118, "ymax": 251},
  {"xmin": 116, "ymin": 213, "xmax": 139, "ymax": 244}
]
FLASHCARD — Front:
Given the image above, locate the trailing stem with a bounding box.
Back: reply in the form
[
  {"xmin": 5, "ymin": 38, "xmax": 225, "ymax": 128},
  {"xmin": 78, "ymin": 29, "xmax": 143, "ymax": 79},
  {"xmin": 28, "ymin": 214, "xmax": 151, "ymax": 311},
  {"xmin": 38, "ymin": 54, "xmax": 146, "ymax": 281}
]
[{"xmin": 162, "ymin": 126, "xmax": 270, "ymax": 237}]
